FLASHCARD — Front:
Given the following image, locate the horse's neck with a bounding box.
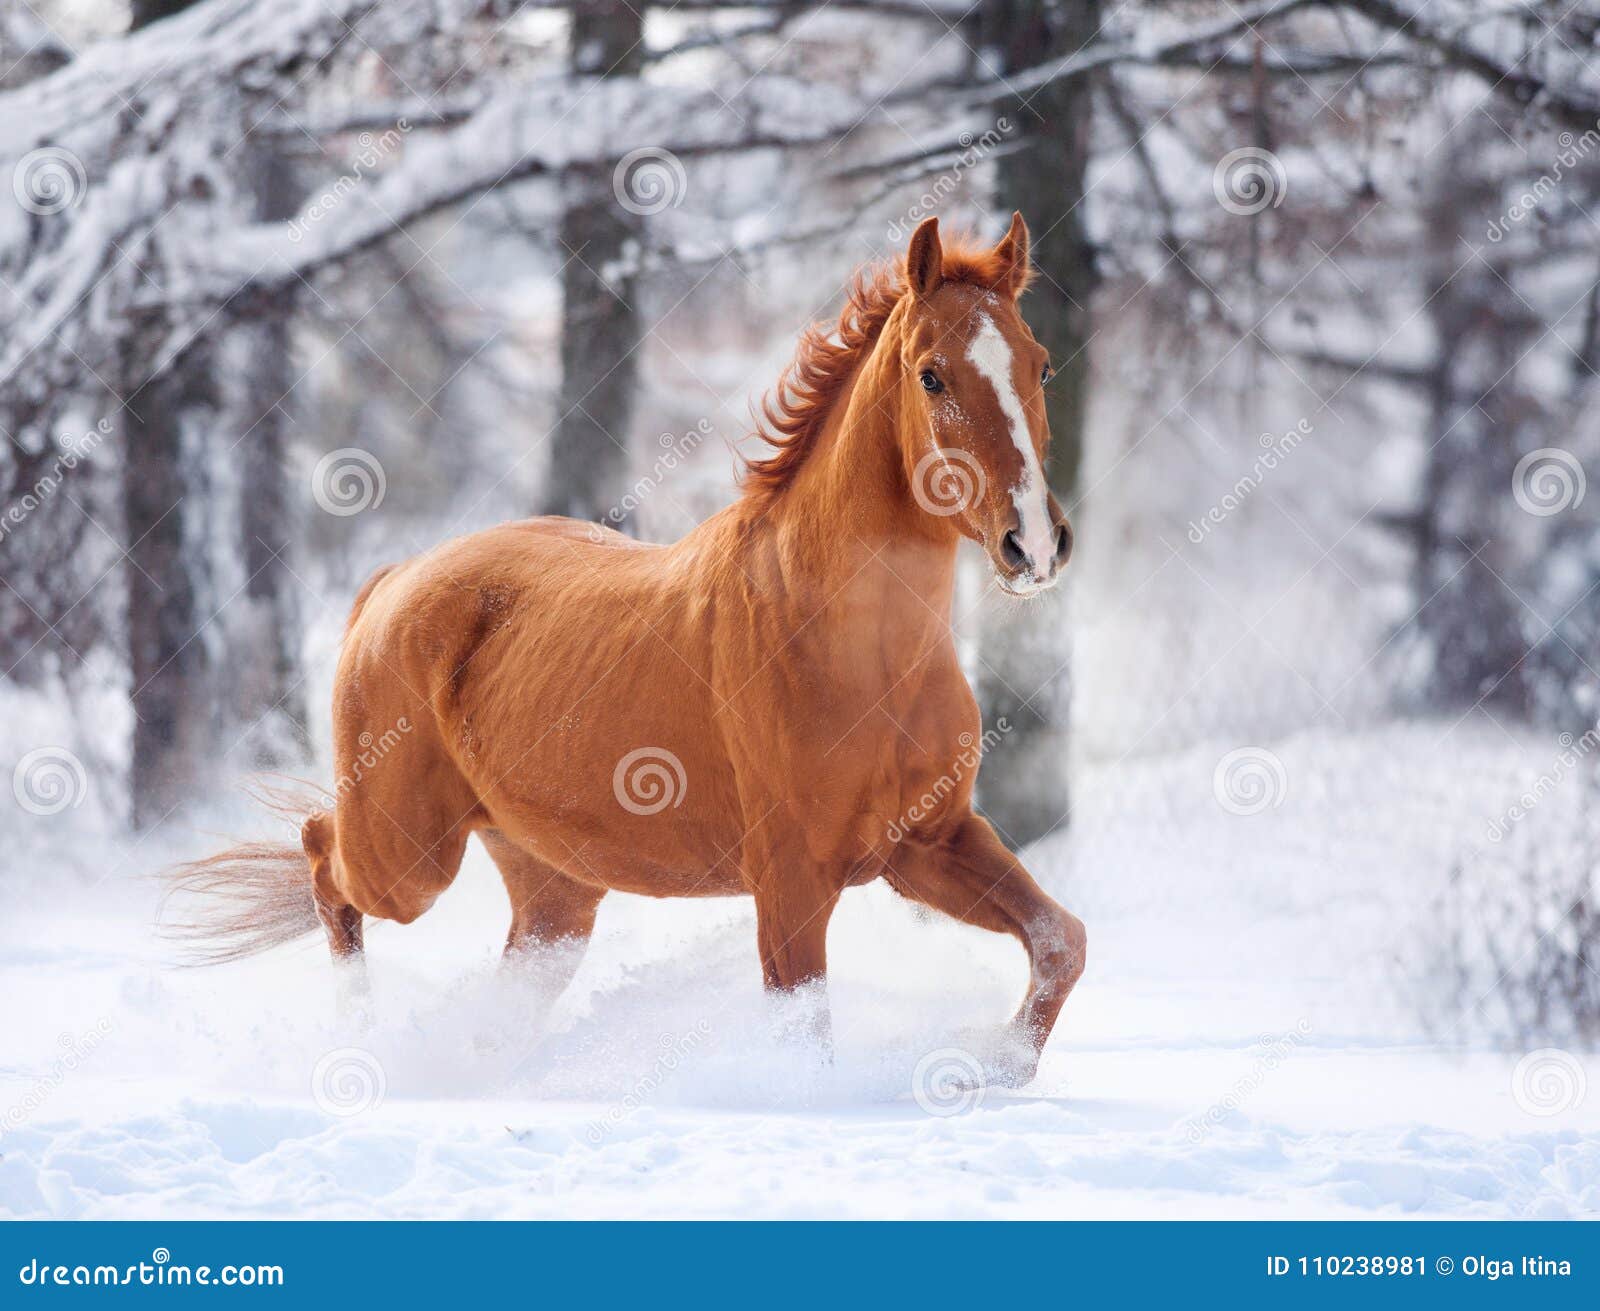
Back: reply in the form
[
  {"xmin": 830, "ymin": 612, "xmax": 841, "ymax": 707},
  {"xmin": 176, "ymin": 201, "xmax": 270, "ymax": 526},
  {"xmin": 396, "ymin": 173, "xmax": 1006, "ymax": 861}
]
[{"xmin": 749, "ymin": 332, "xmax": 958, "ymax": 628}]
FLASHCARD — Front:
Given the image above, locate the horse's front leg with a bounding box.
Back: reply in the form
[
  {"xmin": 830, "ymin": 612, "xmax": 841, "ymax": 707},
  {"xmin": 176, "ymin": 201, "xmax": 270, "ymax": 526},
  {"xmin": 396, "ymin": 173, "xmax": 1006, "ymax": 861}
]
[
  {"xmin": 748, "ymin": 854, "xmax": 841, "ymax": 1052},
  {"xmin": 883, "ymin": 813, "xmax": 1086, "ymax": 1082}
]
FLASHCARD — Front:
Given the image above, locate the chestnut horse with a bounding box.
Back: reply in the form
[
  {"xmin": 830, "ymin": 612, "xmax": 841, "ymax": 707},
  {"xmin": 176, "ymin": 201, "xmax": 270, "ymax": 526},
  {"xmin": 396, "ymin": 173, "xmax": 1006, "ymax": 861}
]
[{"xmin": 167, "ymin": 214, "xmax": 1086, "ymax": 1082}]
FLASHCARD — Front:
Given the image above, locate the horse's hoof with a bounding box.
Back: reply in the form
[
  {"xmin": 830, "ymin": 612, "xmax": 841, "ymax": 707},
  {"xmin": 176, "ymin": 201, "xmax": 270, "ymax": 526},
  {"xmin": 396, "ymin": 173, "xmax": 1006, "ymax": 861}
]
[
  {"xmin": 985, "ymin": 1055, "xmax": 1039, "ymax": 1090},
  {"xmin": 985, "ymin": 1026, "xmax": 1042, "ymax": 1089},
  {"xmin": 334, "ymin": 962, "xmax": 374, "ymax": 1030}
]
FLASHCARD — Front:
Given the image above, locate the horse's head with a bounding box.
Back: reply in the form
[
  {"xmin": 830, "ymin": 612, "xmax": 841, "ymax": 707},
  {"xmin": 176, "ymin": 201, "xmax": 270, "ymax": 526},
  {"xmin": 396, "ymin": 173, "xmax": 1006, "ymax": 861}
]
[{"xmin": 893, "ymin": 213, "xmax": 1071, "ymax": 596}]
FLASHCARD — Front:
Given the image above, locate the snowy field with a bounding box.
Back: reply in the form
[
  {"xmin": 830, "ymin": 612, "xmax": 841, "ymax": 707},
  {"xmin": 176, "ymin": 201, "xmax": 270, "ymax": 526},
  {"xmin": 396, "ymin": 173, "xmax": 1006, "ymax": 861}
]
[
  {"xmin": 4, "ymin": 722, "xmax": 1598, "ymax": 1220},
  {"xmin": 5, "ymin": 0, "xmax": 1599, "ymax": 1230}
]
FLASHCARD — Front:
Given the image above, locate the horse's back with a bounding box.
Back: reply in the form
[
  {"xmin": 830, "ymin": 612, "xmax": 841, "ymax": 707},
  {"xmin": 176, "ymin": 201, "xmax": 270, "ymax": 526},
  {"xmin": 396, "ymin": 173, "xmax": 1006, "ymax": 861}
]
[{"xmin": 345, "ymin": 516, "xmax": 659, "ymax": 648}]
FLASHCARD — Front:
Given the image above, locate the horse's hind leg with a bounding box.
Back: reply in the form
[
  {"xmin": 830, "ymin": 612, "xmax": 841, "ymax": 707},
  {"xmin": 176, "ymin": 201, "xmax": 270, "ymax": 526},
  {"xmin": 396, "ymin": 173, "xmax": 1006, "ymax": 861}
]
[
  {"xmin": 302, "ymin": 809, "xmax": 370, "ymax": 1019},
  {"xmin": 303, "ymin": 810, "xmax": 365, "ymax": 962},
  {"xmin": 480, "ymin": 831, "xmax": 604, "ymax": 1000}
]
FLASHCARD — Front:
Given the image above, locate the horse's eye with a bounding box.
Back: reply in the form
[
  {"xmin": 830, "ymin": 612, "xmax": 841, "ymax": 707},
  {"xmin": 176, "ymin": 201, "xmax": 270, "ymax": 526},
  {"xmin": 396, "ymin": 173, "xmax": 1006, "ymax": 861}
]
[
  {"xmin": 1041, "ymin": 364, "xmax": 1054, "ymax": 385},
  {"xmin": 920, "ymin": 370, "xmax": 943, "ymax": 394}
]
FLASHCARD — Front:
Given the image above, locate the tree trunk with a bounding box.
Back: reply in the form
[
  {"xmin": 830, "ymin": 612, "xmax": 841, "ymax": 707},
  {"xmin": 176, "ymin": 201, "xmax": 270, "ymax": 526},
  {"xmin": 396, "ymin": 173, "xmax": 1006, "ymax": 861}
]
[
  {"xmin": 972, "ymin": 0, "xmax": 1101, "ymax": 847},
  {"xmin": 541, "ymin": 1, "xmax": 644, "ymax": 524},
  {"xmin": 123, "ymin": 330, "xmax": 216, "ymax": 829},
  {"xmin": 123, "ymin": 0, "xmax": 215, "ymax": 829},
  {"xmin": 1413, "ymin": 145, "xmax": 1534, "ymax": 718},
  {"xmin": 232, "ymin": 147, "xmax": 309, "ymax": 764}
]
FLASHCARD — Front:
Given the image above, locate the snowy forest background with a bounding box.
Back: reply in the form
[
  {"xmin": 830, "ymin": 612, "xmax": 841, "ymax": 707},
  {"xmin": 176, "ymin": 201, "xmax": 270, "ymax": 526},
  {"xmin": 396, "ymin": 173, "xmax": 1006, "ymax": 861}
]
[{"xmin": 5, "ymin": 0, "xmax": 1600, "ymax": 1219}]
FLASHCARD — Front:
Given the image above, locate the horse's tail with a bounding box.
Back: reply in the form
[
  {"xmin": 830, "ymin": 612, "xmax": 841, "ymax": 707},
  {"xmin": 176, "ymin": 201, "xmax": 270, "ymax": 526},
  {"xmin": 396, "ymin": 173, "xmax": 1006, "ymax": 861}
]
[
  {"xmin": 157, "ymin": 781, "xmax": 325, "ymax": 966},
  {"xmin": 158, "ymin": 569, "xmax": 401, "ymax": 966}
]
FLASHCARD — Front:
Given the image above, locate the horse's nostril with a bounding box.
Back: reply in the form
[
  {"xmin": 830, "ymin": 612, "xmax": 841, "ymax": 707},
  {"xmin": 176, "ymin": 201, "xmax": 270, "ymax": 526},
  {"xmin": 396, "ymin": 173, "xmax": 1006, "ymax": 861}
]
[
  {"xmin": 1000, "ymin": 529, "xmax": 1029, "ymax": 571},
  {"xmin": 1054, "ymin": 521, "xmax": 1073, "ymax": 566}
]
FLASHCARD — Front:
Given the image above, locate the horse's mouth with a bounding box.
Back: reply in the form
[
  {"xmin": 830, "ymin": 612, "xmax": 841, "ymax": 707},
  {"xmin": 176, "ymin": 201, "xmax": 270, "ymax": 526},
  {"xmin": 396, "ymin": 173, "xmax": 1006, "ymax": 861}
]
[{"xmin": 995, "ymin": 566, "xmax": 1057, "ymax": 598}]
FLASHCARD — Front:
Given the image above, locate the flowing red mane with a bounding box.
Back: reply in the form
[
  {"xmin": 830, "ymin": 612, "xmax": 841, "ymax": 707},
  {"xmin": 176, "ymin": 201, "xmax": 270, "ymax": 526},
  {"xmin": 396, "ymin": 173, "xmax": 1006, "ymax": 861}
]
[{"xmin": 740, "ymin": 235, "xmax": 1032, "ymax": 499}]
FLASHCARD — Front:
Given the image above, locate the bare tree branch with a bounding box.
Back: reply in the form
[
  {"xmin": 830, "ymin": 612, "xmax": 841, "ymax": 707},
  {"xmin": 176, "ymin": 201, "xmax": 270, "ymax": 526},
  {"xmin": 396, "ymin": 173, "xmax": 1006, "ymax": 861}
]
[{"xmin": 1336, "ymin": 0, "xmax": 1600, "ymax": 129}]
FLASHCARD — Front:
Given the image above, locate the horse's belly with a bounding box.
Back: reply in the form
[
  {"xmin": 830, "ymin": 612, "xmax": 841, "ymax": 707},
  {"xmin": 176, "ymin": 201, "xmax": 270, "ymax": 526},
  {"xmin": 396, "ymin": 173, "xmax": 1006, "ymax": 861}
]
[
  {"xmin": 576, "ymin": 849, "xmax": 748, "ymax": 899},
  {"xmin": 491, "ymin": 815, "xmax": 748, "ymax": 898}
]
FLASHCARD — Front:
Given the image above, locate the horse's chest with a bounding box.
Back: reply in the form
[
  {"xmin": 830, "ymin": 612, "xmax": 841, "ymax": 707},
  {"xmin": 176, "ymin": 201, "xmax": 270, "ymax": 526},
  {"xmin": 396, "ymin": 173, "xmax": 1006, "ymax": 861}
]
[{"xmin": 721, "ymin": 610, "xmax": 979, "ymax": 831}]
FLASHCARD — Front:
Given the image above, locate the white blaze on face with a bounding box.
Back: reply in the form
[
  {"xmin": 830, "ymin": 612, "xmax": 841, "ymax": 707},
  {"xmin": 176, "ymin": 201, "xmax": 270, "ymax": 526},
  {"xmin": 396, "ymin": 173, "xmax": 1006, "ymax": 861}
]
[{"xmin": 966, "ymin": 314, "xmax": 1054, "ymax": 582}]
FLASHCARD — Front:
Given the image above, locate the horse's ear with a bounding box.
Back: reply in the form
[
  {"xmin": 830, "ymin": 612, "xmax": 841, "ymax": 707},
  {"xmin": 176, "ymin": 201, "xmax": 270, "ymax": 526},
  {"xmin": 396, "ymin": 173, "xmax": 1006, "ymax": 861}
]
[
  {"xmin": 992, "ymin": 210, "xmax": 1033, "ymax": 297},
  {"xmin": 905, "ymin": 217, "xmax": 943, "ymax": 299}
]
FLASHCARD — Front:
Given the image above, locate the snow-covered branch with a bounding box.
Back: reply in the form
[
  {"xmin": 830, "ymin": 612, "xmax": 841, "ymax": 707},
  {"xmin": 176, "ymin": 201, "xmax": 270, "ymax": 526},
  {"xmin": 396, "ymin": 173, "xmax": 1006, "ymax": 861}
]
[
  {"xmin": 4, "ymin": 0, "xmax": 1598, "ymax": 421},
  {"xmin": 204, "ymin": 75, "xmax": 875, "ymax": 294}
]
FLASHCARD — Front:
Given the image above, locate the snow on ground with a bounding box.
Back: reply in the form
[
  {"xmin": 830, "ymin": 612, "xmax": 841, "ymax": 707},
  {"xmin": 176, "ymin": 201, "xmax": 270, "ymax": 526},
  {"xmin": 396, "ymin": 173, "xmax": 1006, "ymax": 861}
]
[{"xmin": 3, "ymin": 722, "xmax": 1599, "ymax": 1219}]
